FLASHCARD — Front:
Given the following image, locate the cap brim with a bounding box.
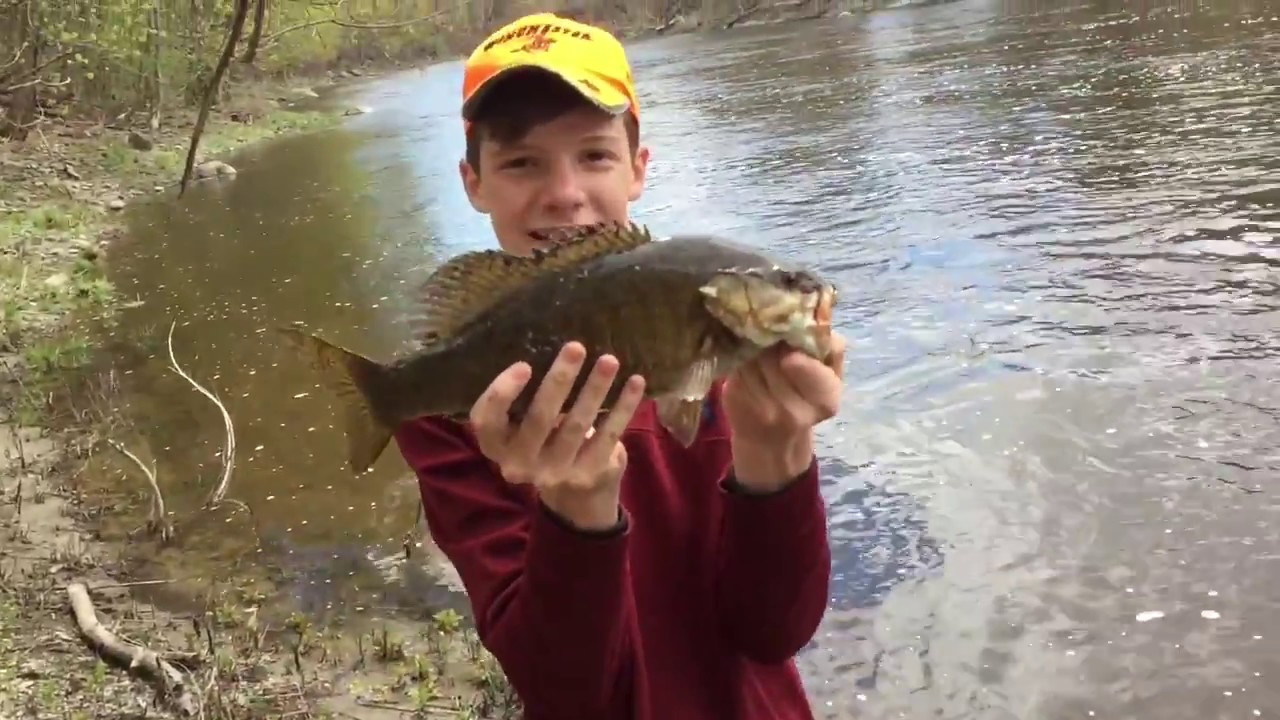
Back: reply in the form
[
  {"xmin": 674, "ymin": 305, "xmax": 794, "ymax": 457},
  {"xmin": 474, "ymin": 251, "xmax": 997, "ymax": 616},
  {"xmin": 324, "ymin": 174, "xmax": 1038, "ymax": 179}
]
[{"xmin": 462, "ymin": 63, "xmax": 631, "ymax": 121}]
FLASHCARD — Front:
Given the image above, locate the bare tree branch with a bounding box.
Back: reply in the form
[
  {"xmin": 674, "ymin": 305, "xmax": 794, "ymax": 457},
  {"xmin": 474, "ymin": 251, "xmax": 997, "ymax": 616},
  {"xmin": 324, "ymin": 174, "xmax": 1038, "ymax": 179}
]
[
  {"xmin": 0, "ymin": 49, "xmax": 74, "ymax": 92},
  {"xmin": 0, "ymin": 40, "xmax": 29, "ymax": 77},
  {"xmin": 261, "ymin": 7, "xmax": 447, "ymax": 48}
]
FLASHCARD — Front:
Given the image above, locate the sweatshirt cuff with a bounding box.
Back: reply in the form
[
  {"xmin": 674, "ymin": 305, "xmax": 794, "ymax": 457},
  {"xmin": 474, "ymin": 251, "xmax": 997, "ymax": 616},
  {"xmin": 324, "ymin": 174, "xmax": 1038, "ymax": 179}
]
[
  {"xmin": 526, "ymin": 499, "xmax": 631, "ymax": 596},
  {"xmin": 539, "ymin": 498, "xmax": 629, "ymax": 538},
  {"xmin": 720, "ymin": 454, "xmax": 820, "ymax": 508}
]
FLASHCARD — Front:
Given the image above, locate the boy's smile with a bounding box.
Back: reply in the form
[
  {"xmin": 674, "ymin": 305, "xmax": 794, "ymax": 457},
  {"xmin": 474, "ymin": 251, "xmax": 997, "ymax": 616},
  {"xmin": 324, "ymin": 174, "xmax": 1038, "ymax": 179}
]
[{"xmin": 459, "ymin": 105, "xmax": 650, "ymax": 257}]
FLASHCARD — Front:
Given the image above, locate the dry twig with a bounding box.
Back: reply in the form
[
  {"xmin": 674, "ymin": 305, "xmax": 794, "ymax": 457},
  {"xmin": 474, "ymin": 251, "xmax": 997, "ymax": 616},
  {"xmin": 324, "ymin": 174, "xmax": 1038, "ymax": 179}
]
[
  {"xmin": 164, "ymin": 320, "xmax": 236, "ymax": 508},
  {"xmin": 106, "ymin": 438, "xmax": 172, "ymax": 543},
  {"xmin": 66, "ymin": 581, "xmax": 199, "ymax": 716}
]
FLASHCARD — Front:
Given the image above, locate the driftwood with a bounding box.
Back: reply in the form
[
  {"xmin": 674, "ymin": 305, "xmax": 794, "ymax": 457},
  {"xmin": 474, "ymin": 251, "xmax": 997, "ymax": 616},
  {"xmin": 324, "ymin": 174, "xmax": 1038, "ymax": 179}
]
[{"xmin": 66, "ymin": 582, "xmax": 199, "ymax": 716}]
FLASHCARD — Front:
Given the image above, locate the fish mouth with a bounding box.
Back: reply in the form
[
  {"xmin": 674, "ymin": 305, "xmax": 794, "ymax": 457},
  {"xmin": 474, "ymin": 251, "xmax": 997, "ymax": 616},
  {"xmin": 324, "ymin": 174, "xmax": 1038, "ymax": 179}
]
[
  {"xmin": 809, "ymin": 285, "xmax": 837, "ymax": 360},
  {"xmin": 764, "ymin": 282, "xmax": 835, "ymax": 360},
  {"xmin": 702, "ymin": 271, "xmax": 839, "ymax": 360}
]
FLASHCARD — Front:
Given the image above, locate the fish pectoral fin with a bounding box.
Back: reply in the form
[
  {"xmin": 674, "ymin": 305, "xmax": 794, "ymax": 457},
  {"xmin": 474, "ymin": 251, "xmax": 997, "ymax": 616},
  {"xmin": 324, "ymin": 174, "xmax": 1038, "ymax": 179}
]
[
  {"xmin": 277, "ymin": 326, "xmax": 395, "ymax": 474},
  {"xmin": 410, "ymin": 222, "xmax": 655, "ymax": 345},
  {"xmin": 655, "ymin": 396, "xmax": 705, "ymax": 447},
  {"xmin": 654, "ymin": 357, "xmax": 719, "ymax": 447}
]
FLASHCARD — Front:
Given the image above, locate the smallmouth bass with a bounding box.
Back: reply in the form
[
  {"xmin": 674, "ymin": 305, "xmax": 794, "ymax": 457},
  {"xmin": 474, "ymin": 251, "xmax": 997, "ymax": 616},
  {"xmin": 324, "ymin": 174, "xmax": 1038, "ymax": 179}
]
[{"xmin": 280, "ymin": 223, "xmax": 838, "ymax": 473}]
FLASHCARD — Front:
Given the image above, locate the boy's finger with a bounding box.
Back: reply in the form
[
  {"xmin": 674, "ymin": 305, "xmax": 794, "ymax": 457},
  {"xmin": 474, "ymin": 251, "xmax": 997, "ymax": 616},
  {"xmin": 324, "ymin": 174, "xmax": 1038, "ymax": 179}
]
[
  {"xmin": 578, "ymin": 373, "xmax": 644, "ymax": 471},
  {"xmin": 469, "ymin": 361, "xmax": 532, "ymax": 450},
  {"xmin": 545, "ymin": 353, "xmax": 619, "ymax": 468},
  {"xmin": 508, "ymin": 342, "xmax": 586, "ymax": 463}
]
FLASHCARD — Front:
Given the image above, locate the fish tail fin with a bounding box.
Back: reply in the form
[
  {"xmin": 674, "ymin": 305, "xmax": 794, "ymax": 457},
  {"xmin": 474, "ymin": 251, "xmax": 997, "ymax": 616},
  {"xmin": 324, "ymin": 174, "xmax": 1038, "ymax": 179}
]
[{"xmin": 277, "ymin": 326, "xmax": 396, "ymax": 474}]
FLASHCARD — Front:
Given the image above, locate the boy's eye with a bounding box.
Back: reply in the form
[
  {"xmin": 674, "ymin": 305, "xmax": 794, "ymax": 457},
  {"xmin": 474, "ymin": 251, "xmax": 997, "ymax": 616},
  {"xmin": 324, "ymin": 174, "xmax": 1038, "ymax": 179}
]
[
  {"xmin": 583, "ymin": 149, "xmax": 613, "ymax": 164},
  {"xmin": 496, "ymin": 154, "xmax": 542, "ymax": 170}
]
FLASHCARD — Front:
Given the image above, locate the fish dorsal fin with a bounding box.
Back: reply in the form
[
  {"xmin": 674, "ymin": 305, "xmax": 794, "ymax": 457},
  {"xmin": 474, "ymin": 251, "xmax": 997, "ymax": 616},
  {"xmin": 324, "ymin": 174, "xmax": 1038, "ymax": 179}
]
[{"xmin": 411, "ymin": 222, "xmax": 655, "ymax": 345}]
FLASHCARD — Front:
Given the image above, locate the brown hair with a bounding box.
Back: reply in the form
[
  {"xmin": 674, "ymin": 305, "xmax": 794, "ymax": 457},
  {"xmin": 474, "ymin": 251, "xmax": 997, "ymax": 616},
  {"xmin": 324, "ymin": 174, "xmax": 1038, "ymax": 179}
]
[{"xmin": 463, "ymin": 69, "xmax": 640, "ymax": 175}]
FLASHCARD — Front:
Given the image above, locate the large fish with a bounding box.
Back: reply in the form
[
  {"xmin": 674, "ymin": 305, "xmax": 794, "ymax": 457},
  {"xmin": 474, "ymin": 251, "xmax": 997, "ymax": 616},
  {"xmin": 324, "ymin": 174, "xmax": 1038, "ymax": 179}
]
[{"xmin": 279, "ymin": 223, "xmax": 838, "ymax": 474}]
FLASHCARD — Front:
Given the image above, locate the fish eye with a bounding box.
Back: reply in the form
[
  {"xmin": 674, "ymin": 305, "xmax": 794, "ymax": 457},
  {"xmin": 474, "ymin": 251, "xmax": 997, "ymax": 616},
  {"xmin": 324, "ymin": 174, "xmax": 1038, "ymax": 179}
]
[{"xmin": 779, "ymin": 269, "xmax": 821, "ymax": 293}]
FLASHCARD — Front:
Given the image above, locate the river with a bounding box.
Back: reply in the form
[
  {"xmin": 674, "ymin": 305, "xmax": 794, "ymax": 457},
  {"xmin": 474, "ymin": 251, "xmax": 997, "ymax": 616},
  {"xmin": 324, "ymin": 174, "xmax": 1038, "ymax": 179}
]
[{"xmin": 98, "ymin": 1, "xmax": 1280, "ymax": 718}]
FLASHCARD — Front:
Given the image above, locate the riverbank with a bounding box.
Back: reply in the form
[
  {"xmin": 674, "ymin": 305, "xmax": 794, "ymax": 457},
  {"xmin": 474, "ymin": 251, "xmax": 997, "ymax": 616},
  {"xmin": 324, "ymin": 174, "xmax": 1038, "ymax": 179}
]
[{"xmin": 0, "ymin": 57, "xmax": 522, "ymax": 717}]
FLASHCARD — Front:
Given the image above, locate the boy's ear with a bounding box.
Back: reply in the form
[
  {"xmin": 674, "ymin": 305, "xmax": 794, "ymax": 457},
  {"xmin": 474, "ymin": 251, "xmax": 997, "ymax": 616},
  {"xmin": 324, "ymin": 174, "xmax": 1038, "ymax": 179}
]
[
  {"xmin": 459, "ymin": 158, "xmax": 489, "ymax": 214},
  {"xmin": 628, "ymin": 145, "xmax": 651, "ymax": 202}
]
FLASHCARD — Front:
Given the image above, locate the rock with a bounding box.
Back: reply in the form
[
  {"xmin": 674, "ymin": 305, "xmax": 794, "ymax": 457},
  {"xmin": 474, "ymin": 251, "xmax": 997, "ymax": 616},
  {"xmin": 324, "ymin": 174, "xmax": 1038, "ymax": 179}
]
[
  {"xmin": 127, "ymin": 131, "xmax": 153, "ymax": 151},
  {"xmin": 75, "ymin": 239, "xmax": 99, "ymax": 261},
  {"xmin": 343, "ymin": 106, "xmax": 372, "ymax": 116},
  {"xmin": 107, "ymin": 199, "xmax": 125, "ymax": 211},
  {"xmin": 44, "ymin": 273, "xmax": 69, "ymax": 289},
  {"xmin": 194, "ymin": 160, "xmax": 236, "ymax": 179}
]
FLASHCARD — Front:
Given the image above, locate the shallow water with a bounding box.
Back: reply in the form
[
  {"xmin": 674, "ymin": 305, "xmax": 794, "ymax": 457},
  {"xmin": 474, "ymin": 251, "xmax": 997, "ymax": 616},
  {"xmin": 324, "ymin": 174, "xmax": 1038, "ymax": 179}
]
[{"xmin": 103, "ymin": 2, "xmax": 1280, "ymax": 717}]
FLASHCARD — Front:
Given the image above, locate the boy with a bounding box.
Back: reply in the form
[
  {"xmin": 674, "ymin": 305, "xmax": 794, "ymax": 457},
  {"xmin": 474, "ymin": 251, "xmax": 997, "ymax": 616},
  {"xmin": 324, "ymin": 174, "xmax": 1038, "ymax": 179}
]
[{"xmin": 392, "ymin": 11, "xmax": 847, "ymax": 720}]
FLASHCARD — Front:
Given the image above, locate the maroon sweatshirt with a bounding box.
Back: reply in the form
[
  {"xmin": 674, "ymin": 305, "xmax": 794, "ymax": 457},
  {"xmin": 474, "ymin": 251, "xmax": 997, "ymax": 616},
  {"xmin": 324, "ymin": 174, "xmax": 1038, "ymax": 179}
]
[{"xmin": 393, "ymin": 381, "xmax": 831, "ymax": 720}]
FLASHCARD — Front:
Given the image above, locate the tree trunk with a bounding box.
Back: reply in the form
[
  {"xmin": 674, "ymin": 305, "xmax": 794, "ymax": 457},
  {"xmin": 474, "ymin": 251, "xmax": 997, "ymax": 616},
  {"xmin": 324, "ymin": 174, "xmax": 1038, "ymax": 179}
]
[
  {"xmin": 179, "ymin": 0, "xmax": 252, "ymax": 196},
  {"xmin": 0, "ymin": 0, "xmax": 38, "ymax": 141},
  {"xmin": 241, "ymin": 0, "xmax": 268, "ymax": 64}
]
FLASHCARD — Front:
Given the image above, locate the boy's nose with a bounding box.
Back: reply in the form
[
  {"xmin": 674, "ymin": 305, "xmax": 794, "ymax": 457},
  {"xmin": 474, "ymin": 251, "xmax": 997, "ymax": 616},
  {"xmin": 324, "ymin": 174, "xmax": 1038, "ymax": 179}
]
[{"xmin": 541, "ymin": 161, "xmax": 588, "ymax": 216}]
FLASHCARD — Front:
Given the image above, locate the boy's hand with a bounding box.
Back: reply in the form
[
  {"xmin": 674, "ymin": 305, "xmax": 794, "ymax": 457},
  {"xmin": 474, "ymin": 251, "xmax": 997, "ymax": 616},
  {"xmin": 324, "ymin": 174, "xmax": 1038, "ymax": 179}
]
[
  {"xmin": 722, "ymin": 333, "xmax": 847, "ymax": 492},
  {"xmin": 469, "ymin": 342, "xmax": 646, "ymax": 531}
]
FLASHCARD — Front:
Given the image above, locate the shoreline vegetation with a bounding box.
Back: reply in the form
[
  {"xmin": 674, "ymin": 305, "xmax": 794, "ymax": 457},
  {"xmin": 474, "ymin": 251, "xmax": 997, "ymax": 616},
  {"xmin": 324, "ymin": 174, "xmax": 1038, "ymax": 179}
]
[{"xmin": 1, "ymin": 0, "xmax": 878, "ymax": 717}]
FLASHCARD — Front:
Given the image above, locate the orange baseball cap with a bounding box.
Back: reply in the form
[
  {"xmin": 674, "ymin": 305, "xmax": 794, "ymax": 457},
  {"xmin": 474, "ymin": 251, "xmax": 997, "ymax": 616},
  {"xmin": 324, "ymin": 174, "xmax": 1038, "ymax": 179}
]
[{"xmin": 461, "ymin": 12, "xmax": 639, "ymax": 126}]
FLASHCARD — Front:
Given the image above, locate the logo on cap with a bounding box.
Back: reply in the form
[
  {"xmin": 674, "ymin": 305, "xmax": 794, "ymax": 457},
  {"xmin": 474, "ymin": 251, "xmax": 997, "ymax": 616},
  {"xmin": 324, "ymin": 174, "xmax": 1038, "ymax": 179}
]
[{"xmin": 516, "ymin": 35, "xmax": 557, "ymax": 54}]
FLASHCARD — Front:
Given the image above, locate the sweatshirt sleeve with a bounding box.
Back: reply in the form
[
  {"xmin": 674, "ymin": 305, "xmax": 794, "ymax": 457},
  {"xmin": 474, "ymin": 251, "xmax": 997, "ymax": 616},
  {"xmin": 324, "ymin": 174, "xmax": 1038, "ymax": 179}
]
[
  {"xmin": 713, "ymin": 451, "xmax": 832, "ymax": 664},
  {"xmin": 394, "ymin": 417, "xmax": 637, "ymax": 717}
]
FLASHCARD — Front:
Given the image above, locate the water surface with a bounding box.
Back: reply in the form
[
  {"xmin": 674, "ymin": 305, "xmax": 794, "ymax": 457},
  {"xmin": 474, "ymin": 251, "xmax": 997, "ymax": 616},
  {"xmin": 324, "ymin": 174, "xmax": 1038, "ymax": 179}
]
[{"xmin": 103, "ymin": 2, "xmax": 1280, "ymax": 717}]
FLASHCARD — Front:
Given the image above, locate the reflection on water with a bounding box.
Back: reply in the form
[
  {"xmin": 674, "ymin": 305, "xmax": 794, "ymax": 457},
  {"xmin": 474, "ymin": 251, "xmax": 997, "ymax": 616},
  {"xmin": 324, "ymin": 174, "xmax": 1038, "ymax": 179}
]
[{"xmin": 100, "ymin": 1, "xmax": 1280, "ymax": 717}]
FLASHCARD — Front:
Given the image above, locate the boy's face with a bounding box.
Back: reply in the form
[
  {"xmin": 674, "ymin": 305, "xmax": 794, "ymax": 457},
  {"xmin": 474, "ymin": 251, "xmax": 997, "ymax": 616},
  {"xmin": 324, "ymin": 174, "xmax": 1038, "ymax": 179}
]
[{"xmin": 459, "ymin": 106, "xmax": 650, "ymax": 257}]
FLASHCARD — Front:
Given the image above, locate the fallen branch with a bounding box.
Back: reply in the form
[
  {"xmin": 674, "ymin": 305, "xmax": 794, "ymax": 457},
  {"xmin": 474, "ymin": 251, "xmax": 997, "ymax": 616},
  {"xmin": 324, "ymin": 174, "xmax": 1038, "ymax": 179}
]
[
  {"xmin": 164, "ymin": 320, "xmax": 236, "ymax": 508},
  {"xmin": 106, "ymin": 438, "xmax": 172, "ymax": 543},
  {"xmin": 178, "ymin": 0, "xmax": 252, "ymax": 196},
  {"xmin": 66, "ymin": 582, "xmax": 199, "ymax": 717}
]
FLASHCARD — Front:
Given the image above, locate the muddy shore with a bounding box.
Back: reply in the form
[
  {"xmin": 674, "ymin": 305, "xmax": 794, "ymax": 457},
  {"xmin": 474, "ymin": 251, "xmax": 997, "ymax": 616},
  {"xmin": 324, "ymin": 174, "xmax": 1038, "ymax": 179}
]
[{"xmin": 0, "ymin": 62, "xmax": 519, "ymax": 719}]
